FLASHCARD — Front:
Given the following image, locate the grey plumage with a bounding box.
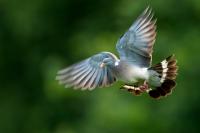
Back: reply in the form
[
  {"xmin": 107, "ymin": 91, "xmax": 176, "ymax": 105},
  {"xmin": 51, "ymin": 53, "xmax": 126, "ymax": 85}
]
[
  {"xmin": 116, "ymin": 7, "xmax": 156, "ymax": 67},
  {"xmin": 56, "ymin": 7, "xmax": 178, "ymax": 98},
  {"xmin": 56, "ymin": 52, "xmax": 118, "ymax": 90}
]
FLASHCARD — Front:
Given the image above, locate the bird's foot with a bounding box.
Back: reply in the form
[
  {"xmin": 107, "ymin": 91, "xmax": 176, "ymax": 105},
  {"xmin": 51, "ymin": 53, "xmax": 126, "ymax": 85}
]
[
  {"xmin": 139, "ymin": 82, "xmax": 152, "ymax": 93},
  {"xmin": 121, "ymin": 85, "xmax": 142, "ymax": 96},
  {"xmin": 121, "ymin": 82, "xmax": 152, "ymax": 96}
]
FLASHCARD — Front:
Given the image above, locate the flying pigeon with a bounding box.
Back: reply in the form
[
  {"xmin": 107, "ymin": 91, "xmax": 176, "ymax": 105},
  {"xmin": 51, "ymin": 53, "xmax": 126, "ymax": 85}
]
[{"xmin": 56, "ymin": 7, "xmax": 178, "ymax": 99}]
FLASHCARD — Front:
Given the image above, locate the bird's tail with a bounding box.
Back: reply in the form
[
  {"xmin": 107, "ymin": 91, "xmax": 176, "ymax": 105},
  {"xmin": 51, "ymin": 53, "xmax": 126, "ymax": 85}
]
[{"xmin": 147, "ymin": 55, "xmax": 178, "ymax": 99}]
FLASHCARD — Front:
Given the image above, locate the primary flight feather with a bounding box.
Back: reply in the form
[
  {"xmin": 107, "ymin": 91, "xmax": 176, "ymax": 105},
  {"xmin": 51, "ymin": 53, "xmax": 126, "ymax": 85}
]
[{"xmin": 56, "ymin": 7, "xmax": 178, "ymax": 99}]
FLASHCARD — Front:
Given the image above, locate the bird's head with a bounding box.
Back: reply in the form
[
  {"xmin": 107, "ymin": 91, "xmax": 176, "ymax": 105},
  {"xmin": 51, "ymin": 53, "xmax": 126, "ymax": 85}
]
[{"xmin": 100, "ymin": 58, "xmax": 115, "ymax": 68}]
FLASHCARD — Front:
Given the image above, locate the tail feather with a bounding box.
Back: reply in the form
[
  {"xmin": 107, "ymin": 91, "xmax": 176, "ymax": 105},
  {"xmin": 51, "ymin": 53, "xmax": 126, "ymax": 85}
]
[{"xmin": 148, "ymin": 55, "xmax": 178, "ymax": 99}]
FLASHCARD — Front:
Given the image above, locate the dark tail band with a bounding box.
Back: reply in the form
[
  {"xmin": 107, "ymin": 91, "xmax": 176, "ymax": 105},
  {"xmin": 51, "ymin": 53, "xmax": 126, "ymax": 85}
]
[{"xmin": 148, "ymin": 55, "xmax": 178, "ymax": 99}]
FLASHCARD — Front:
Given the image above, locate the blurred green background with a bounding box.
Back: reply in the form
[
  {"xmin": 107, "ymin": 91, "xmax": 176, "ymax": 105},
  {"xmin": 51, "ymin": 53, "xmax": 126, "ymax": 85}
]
[{"xmin": 0, "ymin": 0, "xmax": 199, "ymax": 133}]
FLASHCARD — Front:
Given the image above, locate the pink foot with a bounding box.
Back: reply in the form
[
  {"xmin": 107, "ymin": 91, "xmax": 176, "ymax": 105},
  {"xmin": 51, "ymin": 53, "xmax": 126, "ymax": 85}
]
[
  {"xmin": 121, "ymin": 81, "xmax": 151, "ymax": 96},
  {"xmin": 139, "ymin": 82, "xmax": 151, "ymax": 92}
]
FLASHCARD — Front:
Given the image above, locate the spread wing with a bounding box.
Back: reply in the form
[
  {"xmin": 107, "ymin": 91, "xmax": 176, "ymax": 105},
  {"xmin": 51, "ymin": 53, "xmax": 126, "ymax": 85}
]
[
  {"xmin": 56, "ymin": 52, "xmax": 118, "ymax": 90},
  {"xmin": 116, "ymin": 7, "xmax": 157, "ymax": 67}
]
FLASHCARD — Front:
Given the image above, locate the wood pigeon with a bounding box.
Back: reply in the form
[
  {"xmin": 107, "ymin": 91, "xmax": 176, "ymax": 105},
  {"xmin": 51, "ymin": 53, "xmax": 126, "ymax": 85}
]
[{"xmin": 56, "ymin": 7, "xmax": 178, "ymax": 99}]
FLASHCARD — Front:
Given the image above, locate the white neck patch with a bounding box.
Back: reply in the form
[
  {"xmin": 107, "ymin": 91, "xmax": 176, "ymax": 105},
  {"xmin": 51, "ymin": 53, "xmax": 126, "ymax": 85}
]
[{"xmin": 115, "ymin": 61, "xmax": 119, "ymax": 66}]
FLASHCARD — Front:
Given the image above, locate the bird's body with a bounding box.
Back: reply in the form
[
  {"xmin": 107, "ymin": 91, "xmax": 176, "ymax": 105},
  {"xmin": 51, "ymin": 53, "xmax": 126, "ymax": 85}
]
[
  {"xmin": 56, "ymin": 7, "xmax": 178, "ymax": 99},
  {"xmin": 112, "ymin": 59, "xmax": 148, "ymax": 83}
]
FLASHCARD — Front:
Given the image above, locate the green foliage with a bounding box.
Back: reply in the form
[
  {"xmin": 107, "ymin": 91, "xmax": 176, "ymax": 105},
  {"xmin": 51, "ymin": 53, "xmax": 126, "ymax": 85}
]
[{"xmin": 0, "ymin": 0, "xmax": 199, "ymax": 133}]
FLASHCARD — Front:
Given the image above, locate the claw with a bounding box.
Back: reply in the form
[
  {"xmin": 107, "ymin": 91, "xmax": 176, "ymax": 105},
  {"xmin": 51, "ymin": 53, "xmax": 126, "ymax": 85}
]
[{"xmin": 120, "ymin": 81, "xmax": 151, "ymax": 96}]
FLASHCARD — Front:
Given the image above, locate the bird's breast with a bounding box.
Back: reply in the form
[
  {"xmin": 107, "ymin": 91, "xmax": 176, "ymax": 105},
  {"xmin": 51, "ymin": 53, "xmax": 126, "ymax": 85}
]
[{"xmin": 114, "ymin": 61, "xmax": 149, "ymax": 83}]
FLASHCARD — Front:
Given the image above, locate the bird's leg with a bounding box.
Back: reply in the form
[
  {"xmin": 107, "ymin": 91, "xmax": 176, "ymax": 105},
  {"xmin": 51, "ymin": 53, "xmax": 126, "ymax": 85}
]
[
  {"xmin": 121, "ymin": 81, "xmax": 152, "ymax": 96},
  {"xmin": 120, "ymin": 84, "xmax": 143, "ymax": 96},
  {"xmin": 138, "ymin": 81, "xmax": 152, "ymax": 93}
]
